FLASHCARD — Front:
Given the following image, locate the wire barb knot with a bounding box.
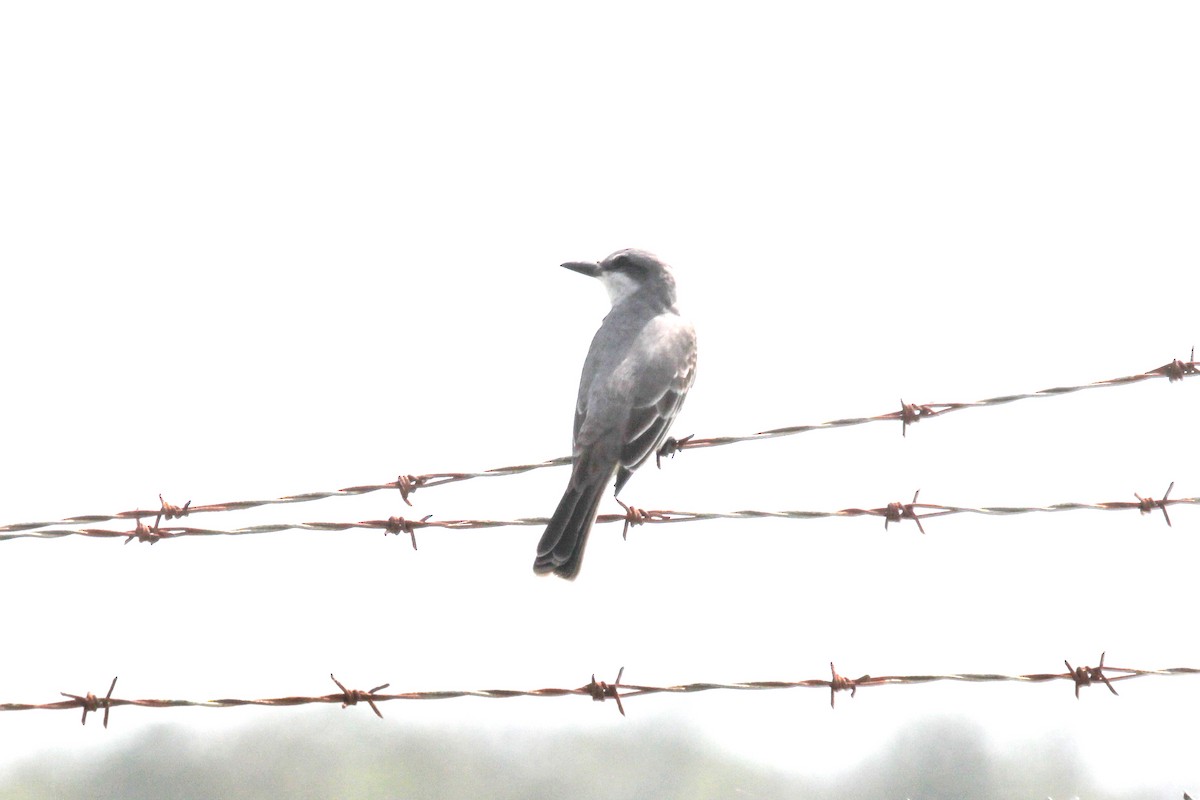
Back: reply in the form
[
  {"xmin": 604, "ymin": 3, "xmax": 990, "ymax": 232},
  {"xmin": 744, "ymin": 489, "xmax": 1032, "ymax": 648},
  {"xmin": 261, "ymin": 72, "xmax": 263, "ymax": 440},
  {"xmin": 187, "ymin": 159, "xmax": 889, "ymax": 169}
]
[
  {"xmin": 899, "ymin": 400, "xmax": 939, "ymax": 437},
  {"xmin": 61, "ymin": 676, "xmax": 118, "ymax": 728},
  {"xmin": 615, "ymin": 499, "xmax": 669, "ymax": 541},
  {"xmin": 395, "ymin": 474, "xmax": 426, "ymax": 506},
  {"xmin": 124, "ymin": 516, "xmax": 167, "ymax": 545},
  {"xmin": 1134, "ymin": 481, "xmax": 1175, "ymax": 527},
  {"xmin": 1154, "ymin": 350, "xmax": 1198, "ymax": 383},
  {"xmin": 584, "ymin": 667, "xmax": 626, "ymax": 716},
  {"xmin": 1064, "ymin": 652, "xmax": 1118, "ymax": 699},
  {"xmin": 157, "ymin": 494, "xmax": 191, "ymax": 523},
  {"xmin": 828, "ymin": 663, "xmax": 864, "ymax": 709},
  {"xmin": 330, "ymin": 674, "xmax": 389, "ymax": 719},
  {"xmin": 655, "ymin": 434, "xmax": 694, "ymax": 468},
  {"xmin": 384, "ymin": 515, "xmax": 431, "ymax": 550},
  {"xmin": 884, "ymin": 490, "xmax": 926, "ymax": 534}
]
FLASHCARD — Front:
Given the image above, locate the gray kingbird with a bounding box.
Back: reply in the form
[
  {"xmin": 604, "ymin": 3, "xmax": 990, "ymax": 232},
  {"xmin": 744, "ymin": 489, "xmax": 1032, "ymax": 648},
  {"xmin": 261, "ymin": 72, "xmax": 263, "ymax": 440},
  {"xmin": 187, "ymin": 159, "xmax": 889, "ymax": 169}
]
[{"xmin": 534, "ymin": 249, "xmax": 697, "ymax": 579}]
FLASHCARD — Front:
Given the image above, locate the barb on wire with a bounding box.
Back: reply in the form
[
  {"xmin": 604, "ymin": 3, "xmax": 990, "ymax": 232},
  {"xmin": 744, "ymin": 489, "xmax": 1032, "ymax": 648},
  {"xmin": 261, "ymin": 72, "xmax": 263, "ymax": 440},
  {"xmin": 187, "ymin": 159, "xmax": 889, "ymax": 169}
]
[
  {"xmin": 124, "ymin": 517, "xmax": 164, "ymax": 545},
  {"xmin": 884, "ymin": 490, "xmax": 926, "ymax": 534},
  {"xmin": 829, "ymin": 662, "xmax": 866, "ymax": 709},
  {"xmin": 60, "ymin": 676, "xmax": 118, "ymax": 728},
  {"xmin": 1134, "ymin": 481, "xmax": 1175, "ymax": 527},
  {"xmin": 5, "ymin": 657, "xmax": 1197, "ymax": 725},
  {"xmin": 5, "ymin": 484, "xmax": 1194, "ymax": 543},
  {"xmin": 585, "ymin": 667, "xmax": 627, "ymax": 717},
  {"xmin": 1, "ymin": 354, "xmax": 1194, "ymax": 539},
  {"xmin": 384, "ymin": 515, "xmax": 432, "ymax": 550},
  {"xmin": 1065, "ymin": 652, "xmax": 1119, "ymax": 700},
  {"xmin": 615, "ymin": 499, "xmax": 669, "ymax": 541},
  {"xmin": 682, "ymin": 352, "xmax": 1197, "ymax": 445},
  {"xmin": 331, "ymin": 674, "xmax": 389, "ymax": 719}
]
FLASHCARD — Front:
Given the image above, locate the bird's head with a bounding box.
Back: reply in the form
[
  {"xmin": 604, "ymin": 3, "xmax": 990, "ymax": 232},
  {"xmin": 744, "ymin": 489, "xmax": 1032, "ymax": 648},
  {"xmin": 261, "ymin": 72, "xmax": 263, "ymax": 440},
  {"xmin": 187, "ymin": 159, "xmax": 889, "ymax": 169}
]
[{"xmin": 561, "ymin": 249, "xmax": 677, "ymax": 307}]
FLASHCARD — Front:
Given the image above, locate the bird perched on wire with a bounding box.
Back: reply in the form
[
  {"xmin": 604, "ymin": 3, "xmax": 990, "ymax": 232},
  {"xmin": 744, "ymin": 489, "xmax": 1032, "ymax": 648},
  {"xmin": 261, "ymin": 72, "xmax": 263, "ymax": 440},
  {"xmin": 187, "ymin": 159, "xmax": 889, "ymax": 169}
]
[{"xmin": 534, "ymin": 249, "xmax": 698, "ymax": 579}]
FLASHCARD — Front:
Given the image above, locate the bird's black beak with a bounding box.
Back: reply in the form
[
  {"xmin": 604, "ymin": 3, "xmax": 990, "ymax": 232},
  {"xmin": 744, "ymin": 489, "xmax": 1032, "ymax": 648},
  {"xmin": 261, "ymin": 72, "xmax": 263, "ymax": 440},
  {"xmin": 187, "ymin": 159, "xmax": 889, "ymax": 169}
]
[{"xmin": 561, "ymin": 261, "xmax": 601, "ymax": 278}]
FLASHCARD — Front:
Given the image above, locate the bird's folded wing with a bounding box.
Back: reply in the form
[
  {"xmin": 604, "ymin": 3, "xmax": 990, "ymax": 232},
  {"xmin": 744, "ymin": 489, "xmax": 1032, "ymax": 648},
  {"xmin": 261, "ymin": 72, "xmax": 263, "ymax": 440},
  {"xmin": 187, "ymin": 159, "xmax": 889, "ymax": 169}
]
[{"xmin": 615, "ymin": 319, "xmax": 697, "ymax": 492}]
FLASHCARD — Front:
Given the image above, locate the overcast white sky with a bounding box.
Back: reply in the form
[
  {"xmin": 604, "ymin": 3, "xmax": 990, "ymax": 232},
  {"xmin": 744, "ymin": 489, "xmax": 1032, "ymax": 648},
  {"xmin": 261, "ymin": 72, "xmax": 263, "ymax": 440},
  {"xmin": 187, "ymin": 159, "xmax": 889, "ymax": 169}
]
[{"xmin": 2, "ymin": 0, "xmax": 1199, "ymax": 794}]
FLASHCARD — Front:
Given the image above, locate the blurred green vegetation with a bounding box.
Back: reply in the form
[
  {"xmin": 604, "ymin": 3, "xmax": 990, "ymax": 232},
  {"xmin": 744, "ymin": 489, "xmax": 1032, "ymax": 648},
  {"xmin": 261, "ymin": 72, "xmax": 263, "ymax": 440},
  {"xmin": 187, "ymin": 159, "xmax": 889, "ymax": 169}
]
[{"xmin": 0, "ymin": 714, "xmax": 1162, "ymax": 800}]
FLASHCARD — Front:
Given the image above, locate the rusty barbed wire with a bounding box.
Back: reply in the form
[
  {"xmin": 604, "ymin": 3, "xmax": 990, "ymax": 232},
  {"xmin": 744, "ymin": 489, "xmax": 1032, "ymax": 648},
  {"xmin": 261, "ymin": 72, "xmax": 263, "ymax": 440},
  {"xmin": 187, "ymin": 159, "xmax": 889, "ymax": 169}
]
[
  {"xmin": 4, "ymin": 655, "xmax": 1197, "ymax": 726},
  {"xmin": 685, "ymin": 351, "xmax": 1197, "ymax": 445},
  {"xmin": 3, "ymin": 483, "xmax": 1193, "ymax": 543},
  {"xmin": 0, "ymin": 353, "xmax": 1194, "ymax": 539}
]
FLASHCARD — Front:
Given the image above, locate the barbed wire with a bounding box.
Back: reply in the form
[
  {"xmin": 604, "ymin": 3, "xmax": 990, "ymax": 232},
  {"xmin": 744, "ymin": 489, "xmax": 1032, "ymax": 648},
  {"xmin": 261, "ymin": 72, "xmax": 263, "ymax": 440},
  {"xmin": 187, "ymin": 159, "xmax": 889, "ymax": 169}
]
[
  {"xmin": 2, "ymin": 483, "xmax": 1191, "ymax": 545},
  {"xmin": 0, "ymin": 353, "xmax": 1194, "ymax": 540},
  {"xmin": 682, "ymin": 351, "xmax": 1196, "ymax": 448},
  {"xmin": 4, "ymin": 655, "xmax": 1195, "ymax": 728}
]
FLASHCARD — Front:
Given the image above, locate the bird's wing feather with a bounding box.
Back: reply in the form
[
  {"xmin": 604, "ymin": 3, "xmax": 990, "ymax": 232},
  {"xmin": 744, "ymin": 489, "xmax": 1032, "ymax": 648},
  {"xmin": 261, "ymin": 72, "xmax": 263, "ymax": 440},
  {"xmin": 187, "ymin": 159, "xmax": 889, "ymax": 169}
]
[
  {"xmin": 573, "ymin": 311, "xmax": 695, "ymax": 493},
  {"xmin": 616, "ymin": 315, "xmax": 697, "ymax": 492}
]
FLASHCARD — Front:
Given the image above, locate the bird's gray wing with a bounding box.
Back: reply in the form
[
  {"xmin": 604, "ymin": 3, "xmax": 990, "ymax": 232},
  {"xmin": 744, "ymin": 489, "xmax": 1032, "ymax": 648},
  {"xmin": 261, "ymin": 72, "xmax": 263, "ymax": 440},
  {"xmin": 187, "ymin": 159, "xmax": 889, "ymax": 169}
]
[
  {"xmin": 613, "ymin": 314, "xmax": 697, "ymax": 494},
  {"xmin": 569, "ymin": 311, "xmax": 695, "ymax": 496}
]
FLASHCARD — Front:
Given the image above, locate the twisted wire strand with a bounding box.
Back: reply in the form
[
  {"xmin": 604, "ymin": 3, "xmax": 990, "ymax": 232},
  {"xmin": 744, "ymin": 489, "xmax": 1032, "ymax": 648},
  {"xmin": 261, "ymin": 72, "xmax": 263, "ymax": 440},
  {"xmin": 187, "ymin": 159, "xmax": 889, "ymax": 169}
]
[
  {"xmin": 7, "ymin": 659, "xmax": 1196, "ymax": 726},
  {"xmin": 3, "ymin": 485, "xmax": 1191, "ymax": 543},
  {"xmin": 1, "ymin": 355, "xmax": 1194, "ymax": 538},
  {"xmin": 683, "ymin": 355, "xmax": 1196, "ymax": 449}
]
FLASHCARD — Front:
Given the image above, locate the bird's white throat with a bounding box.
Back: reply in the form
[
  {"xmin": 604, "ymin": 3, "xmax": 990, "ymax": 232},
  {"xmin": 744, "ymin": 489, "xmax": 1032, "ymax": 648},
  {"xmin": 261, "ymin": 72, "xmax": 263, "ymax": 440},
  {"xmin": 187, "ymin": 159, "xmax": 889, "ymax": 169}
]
[{"xmin": 598, "ymin": 271, "xmax": 641, "ymax": 305}]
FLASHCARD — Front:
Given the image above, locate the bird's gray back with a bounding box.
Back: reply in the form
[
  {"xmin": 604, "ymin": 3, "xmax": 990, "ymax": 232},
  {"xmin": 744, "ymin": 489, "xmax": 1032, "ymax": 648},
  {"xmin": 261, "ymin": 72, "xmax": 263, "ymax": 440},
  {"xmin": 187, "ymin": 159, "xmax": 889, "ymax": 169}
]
[{"xmin": 573, "ymin": 299, "xmax": 697, "ymax": 483}]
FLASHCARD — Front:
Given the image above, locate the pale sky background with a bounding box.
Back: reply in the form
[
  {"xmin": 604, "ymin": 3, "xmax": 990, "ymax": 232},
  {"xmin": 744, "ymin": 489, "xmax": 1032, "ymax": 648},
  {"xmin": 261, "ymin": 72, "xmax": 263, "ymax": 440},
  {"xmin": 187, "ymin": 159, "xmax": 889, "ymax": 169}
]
[{"xmin": 2, "ymin": 0, "xmax": 1199, "ymax": 795}]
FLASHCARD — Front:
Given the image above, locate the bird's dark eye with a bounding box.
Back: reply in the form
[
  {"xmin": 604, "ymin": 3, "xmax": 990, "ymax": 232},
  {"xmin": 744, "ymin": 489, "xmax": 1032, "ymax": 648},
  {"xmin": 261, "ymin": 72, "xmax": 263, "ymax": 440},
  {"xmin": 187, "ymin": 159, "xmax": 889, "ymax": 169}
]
[{"xmin": 612, "ymin": 253, "xmax": 648, "ymax": 276}]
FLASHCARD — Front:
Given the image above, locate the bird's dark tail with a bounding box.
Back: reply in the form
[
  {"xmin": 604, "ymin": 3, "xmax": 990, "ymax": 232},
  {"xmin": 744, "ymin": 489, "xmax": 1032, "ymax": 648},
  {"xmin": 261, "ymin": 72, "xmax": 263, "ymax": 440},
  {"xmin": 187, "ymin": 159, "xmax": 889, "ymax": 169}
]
[{"xmin": 534, "ymin": 471, "xmax": 611, "ymax": 580}]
